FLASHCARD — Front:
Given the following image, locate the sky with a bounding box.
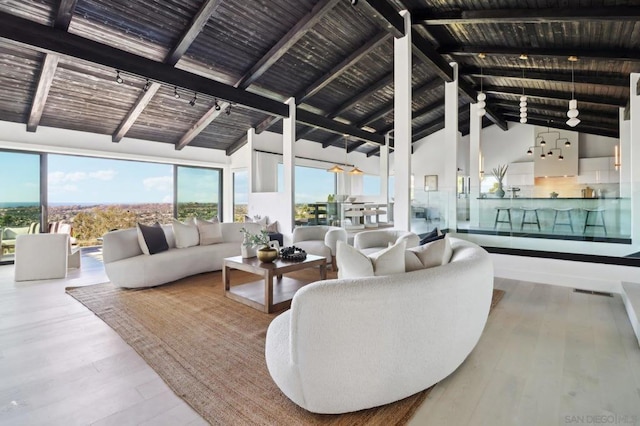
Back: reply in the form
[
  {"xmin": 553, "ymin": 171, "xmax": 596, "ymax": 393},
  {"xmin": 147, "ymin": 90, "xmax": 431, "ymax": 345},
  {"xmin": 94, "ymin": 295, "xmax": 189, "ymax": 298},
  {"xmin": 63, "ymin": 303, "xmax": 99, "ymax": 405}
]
[{"xmin": 1, "ymin": 152, "xmax": 221, "ymax": 205}]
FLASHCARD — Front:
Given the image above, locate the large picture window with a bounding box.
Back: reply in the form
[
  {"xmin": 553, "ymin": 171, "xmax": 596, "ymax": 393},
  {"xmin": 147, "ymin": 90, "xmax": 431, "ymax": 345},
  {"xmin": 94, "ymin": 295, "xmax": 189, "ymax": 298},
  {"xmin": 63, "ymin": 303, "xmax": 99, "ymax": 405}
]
[
  {"xmin": 176, "ymin": 166, "xmax": 222, "ymax": 221},
  {"xmin": 233, "ymin": 170, "xmax": 248, "ymax": 222}
]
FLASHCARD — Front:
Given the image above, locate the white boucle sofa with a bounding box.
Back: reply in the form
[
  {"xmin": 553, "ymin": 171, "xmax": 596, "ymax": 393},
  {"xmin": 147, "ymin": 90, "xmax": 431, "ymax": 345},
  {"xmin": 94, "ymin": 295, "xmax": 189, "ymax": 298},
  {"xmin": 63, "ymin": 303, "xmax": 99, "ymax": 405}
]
[
  {"xmin": 103, "ymin": 222, "xmax": 261, "ymax": 288},
  {"xmin": 265, "ymin": 237, "xmax": 494, "ymax": 414}
]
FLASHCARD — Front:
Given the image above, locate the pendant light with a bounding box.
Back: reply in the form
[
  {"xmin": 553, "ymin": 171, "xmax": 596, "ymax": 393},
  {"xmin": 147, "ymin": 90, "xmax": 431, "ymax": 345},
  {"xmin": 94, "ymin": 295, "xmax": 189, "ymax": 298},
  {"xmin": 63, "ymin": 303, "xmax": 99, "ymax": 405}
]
[
  {"xmin": 477, "ymin": 65, "xmax": 486, "ymax": 117},
  {"xmin": 346, "ymin": 136, "xmax": 363, "ymax": 175},
  {"xmin": 566, "ymin": 57, "xmax": 580, "ymax": 127},
  {"xmin": 519, "ymin": 69, "xmax": 527, "ymax": 123}
]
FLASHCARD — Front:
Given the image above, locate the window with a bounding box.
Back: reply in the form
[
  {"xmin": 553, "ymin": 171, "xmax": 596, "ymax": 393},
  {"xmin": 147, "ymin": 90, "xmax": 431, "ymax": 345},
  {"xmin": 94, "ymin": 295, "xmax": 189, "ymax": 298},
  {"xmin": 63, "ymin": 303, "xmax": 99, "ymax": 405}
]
[
  {"xmin": 176, "ymin": 166, "xmax": 222, "ymax": 221},
  {"xmin": 278, "ymin": 163, "xmax": 336, "ymax": 221},
  {"xmin": 362, "ymin": 175, "xmax": 380, "ymax": 196},
  {"xmin": 48, "ymin": 154, "xmax": 173, "ymax": 246},
  {"xmin": 0, "ymin": 151, "xmax": 41, "ymax": 262},
  {"xmin": 233, "ymin": 170, "xmax": 248, "ymax": 222}
]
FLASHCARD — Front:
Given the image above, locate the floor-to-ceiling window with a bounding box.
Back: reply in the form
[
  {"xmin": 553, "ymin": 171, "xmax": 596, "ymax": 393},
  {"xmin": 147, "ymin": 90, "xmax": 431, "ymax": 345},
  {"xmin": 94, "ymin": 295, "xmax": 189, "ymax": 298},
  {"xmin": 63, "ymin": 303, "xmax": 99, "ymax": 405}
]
[
  {"xmin": 233, "ymin": 170, "xmax": 248, "ymax": 222},
  {"xmin": 176, "ymin": 166, "xmax": 222, "ymax": 221},
  {"xmin": 48, "ymin": 154, "xmax": 174, "ymax": 246},
  {"xmin": 0, "ymin": 151, "xmax": 41, "ymax": 263},
  {"xmin": 278, "ymin": 163, "xmax": 337, "ymax": 224}
]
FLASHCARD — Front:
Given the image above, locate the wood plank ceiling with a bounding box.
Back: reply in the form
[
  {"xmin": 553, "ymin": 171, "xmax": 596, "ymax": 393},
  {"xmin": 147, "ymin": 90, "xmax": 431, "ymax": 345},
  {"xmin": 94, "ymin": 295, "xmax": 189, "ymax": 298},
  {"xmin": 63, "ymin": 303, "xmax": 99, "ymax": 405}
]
[{"xmin": 0, "ymin": 0, "xmax": 636, "ymax": 158}]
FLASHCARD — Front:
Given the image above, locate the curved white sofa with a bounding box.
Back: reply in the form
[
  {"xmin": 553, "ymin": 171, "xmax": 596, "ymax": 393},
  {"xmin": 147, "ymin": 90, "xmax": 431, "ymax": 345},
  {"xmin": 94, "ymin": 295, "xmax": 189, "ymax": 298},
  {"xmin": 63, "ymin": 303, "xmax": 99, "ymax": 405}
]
[
  {"xmin": 353, "ymin": 229, "xmax": 420, "ymax": 255},
  {"xmin": 291, "ymin": 225, "xmax": 347, "ymax": 270},
  {"xmin": 103, "ymin": 222, "xmax": 261, "ymax": 288},
  {"xmin": 265, "ymin": 237, "xmax": 494, "ymax": 414}
]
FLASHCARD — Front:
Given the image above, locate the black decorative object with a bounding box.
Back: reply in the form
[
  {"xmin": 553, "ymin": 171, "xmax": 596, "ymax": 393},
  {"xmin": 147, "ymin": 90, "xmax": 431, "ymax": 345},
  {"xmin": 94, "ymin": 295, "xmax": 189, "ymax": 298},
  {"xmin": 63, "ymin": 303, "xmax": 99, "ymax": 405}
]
[{"xmin": 280, "ymin": 246, "xmax": 307, "ymax": 262}]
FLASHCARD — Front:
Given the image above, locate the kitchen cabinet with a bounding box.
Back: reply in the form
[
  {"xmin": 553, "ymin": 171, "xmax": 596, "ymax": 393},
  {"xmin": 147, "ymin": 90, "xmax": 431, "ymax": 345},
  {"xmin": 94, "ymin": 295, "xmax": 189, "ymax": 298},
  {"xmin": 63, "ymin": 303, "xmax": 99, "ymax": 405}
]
[{"xmin": 577, "ymin": 157, "xmax": 619, "ymax": 184}]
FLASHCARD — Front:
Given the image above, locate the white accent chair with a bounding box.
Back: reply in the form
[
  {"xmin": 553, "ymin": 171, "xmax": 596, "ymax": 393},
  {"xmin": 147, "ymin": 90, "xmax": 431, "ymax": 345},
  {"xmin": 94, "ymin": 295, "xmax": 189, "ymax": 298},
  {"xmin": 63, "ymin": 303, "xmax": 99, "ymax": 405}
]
[
  {"xmin": 265, "ymin": 238, "xmax": 494, "ymax": 414},
  {"xmin": 14, "ymin": 233, "xmax": 79, "ymax": 281},
  {"xmin": 353, "ymin": 229, "xmax": 420, "ymax": 255},
  {"xmin": 292, "ymin": 225, "xmax": 347, "ymax": 270}
]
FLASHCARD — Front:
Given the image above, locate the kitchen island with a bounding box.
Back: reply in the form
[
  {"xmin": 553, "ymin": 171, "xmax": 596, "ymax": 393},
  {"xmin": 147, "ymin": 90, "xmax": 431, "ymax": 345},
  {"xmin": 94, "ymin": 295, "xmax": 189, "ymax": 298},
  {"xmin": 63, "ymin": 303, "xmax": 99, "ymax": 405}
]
[{"xmin": 476, "ymin": 197, "xmax": 630, "ymax": 237}]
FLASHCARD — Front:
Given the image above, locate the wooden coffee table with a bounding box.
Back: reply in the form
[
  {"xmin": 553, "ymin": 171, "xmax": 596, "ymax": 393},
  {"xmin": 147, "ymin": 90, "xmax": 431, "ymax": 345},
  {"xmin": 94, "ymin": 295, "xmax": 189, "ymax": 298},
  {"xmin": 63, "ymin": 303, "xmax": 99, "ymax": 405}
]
[{"xmin": 223, "ymin": 254, "xmax": 327, "ymax": 313}]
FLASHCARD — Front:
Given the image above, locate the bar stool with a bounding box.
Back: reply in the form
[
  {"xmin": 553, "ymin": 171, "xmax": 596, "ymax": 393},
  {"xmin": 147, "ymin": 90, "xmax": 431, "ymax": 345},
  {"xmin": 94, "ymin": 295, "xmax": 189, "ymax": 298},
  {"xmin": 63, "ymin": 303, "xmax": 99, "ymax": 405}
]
[
  {"xmin": 583, "ymin": 208, "xmax": 607, "ymax": 235},
  {"xmin": 494, "ymin": 207, "xmax": 512, "ymax": 230},
  {"xmin": 519, "ymin": 207, "xmax": 541, "ymax": 231},
  {"xmin": 552, "ymin": 208, "xmax": 574, "ymax": 232}
]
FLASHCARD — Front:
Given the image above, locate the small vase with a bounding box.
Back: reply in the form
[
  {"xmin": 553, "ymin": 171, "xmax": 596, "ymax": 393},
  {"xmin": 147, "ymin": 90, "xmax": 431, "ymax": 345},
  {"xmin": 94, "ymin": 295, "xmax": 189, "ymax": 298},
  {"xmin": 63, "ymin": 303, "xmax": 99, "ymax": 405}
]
[
  {"xmin": 257, "ymin": 247, "xmax": 278, "ymax": 263},
  {"xmin": 495, "ymin": 184, "xmax": 505, "ymax": 199},
  {"xmin": 241, "ymin": 244, "xmax": 257, "ymax": 258}
]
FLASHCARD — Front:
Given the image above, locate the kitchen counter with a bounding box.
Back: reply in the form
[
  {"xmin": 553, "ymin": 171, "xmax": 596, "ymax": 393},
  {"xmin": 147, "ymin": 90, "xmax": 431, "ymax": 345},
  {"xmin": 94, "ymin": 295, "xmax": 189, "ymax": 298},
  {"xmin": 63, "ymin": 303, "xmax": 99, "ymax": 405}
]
[{"xmin": 478, "ymin": 197, "xmax": 625, "ymax": 200}]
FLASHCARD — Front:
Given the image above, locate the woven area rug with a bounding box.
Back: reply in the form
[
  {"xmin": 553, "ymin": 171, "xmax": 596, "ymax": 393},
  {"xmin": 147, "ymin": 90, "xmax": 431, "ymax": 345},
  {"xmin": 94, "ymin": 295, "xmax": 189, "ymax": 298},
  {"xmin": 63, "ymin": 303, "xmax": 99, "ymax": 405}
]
[{"xmin": 66, "ymin": 271, "xmax": 504, "ymax": 425}]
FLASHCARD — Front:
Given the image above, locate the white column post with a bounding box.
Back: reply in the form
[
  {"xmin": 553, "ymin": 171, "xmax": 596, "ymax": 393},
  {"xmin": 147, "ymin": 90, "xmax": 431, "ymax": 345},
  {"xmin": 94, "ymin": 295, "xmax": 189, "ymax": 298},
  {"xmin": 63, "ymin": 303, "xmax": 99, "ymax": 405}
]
[
  {"xmin": 222, "ymin": 158, "xmax": 233, "ymax": 221},
  {"xmin": 247, "ymin": 127, "xmax": 255, "ymax": 194},
  {"xmin": 380, "ymin": 134, "xmax": 390, "ymax": 223},
  {"xmin": 620, "ymin": 107, "xmax": 631, "ymax": 198},
  {"xmin": 282, "ymin": 98, "xmax": 296, "ymax": 233},
  {"xmin": 469, "ymin": 102, "xmax": 481, "ymax": 227},
  {"xmin": 444, "ymin": 62, "xmax": 459, "ymax": 231},
  {"xmin": 393, "ymin": 10, "xmax": 412, "ymax": 231},
  {"xmin": 629, "ymin": 74, "xmax": 640, "ymax": 243}
]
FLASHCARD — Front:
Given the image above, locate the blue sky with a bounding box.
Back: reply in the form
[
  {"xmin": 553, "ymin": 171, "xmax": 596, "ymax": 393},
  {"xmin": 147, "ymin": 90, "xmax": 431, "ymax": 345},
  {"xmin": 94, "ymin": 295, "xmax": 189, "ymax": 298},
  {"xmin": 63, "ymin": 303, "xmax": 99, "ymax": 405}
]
[{"xmin": 0, "ymin": 151, "xmax": 40, "ymax": 203}]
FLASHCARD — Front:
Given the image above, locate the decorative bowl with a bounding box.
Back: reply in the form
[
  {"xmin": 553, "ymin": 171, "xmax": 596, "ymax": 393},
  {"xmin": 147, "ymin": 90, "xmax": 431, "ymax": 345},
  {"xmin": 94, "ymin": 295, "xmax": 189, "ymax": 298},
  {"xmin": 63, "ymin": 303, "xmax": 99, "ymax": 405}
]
[{"xmin": 257, "ymin": 247, "xmax": 278, "ymax": 263}]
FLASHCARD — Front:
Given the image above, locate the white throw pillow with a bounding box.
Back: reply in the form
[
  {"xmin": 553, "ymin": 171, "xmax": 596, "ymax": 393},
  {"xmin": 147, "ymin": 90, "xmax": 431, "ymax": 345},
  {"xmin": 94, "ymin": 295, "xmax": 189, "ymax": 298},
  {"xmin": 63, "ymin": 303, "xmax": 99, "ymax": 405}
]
[
  {"xmin": 172, "ymin": 219, "xmax": 200, "ymax": 248},
  {"xmin": 195, "ymin": 218, "xmax": 223, "ymax": 245},
  {"xmin": 406, "ymin": 234, "xmax": 453, "ymax": 271},
  {"xmin": 337, "ymin": 240, "xmax": 406, "ymax": 279}
]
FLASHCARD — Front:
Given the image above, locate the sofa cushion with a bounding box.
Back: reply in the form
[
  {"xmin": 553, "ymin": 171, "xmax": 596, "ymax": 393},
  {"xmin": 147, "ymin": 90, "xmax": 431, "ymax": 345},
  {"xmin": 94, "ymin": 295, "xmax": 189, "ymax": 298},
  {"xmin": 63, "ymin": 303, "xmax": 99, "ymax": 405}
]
[
  {"xmin": 137, "ymin": 222, "xmax": 169, "ymax": 255},
  {"xmin": 172, "ymin": 219, "xmax": 200, "ymax": 248},
  {"xmin": 337, "ymin": 240, "xmax": 406, "ymax": 278},
  {"xmin": 195, "ymin": 218, "xmax": 223, "ymax": 245},
  {"xmin": 406, "ymin": 234, "xmax": 453, "ymax": 272},
  {"xmin": 419, "ymin": 227, "xmax": 443, "ymax": 245},
  {"xmin": 265, "ymin": 220, "xmax": 279, "ymax": 233}
]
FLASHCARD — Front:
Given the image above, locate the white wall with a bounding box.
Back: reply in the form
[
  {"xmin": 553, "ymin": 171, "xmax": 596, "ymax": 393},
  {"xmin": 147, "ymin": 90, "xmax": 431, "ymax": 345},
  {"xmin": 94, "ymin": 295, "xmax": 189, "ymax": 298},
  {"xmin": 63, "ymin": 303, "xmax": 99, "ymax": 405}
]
[{"xmin": 580, "ymin": 133, "xmax": 619, "ymax": 158}]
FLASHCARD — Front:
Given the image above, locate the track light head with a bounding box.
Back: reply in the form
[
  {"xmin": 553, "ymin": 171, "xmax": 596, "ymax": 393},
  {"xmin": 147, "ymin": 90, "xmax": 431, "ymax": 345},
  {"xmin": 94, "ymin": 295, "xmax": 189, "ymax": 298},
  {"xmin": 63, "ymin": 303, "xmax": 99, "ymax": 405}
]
[
  {"xmin": 350, "ymin": 0, "xmax": 358, "ymax": 5},
  {"xmin": 142, "ymin": 79, "xmax": 150, "ymax": 92},
  {"xmin": 214, "ymin": 100, "xmax": 221, "ymax": 111},
  {"xmin": 226, "ymin": 105, "xmax": 231, "ymax": 115},
  {"xmin": 115, "ymin": 70, "xmax": 123, "ymax": 84},
  {"xmin": 173, "ymin": 86, "xmax": 180, "ymax": 99},
  {"xmin": 189, "ymin": 93, "xmax": 197, "ymax": 107}
]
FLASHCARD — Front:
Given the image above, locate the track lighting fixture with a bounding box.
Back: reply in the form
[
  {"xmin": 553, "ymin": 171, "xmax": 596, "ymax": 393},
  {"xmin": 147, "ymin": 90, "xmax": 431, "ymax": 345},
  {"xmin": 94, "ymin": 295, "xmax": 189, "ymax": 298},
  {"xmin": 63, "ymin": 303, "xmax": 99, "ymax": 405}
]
[
  {"xmin": 214, "ymin": 100, "xmax": 221, "ymax": 111},
  {"xmin": 225, "ymin": 104, "xmax": 231, "ymax": 115},
  {"xmin": 350, "ymin": 0, "xmax": 358, "ymax": 5},
  {"xmin": 173, "ymin": 86, "xmax": 180, "ymax": 99},
  {"xmin": 189, "ymin": 92, "xmax": 197, "ymax": 107},
  {"xmin": 115, "ymin": 70, "xmax": 123, "ymax": 84},
  {"xmin": 142, "ymin": 79, "xmax": 150, "ymax": 92}
]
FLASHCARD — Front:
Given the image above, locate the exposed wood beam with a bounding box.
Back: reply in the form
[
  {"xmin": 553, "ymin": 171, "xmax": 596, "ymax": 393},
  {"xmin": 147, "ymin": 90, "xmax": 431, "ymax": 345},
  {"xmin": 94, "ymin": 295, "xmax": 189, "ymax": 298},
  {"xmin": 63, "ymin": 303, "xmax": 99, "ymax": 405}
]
[
  {"xmin": 54, "ymin": 0, "xmax": 78, "ymax": 31},
  {"xmin": 226, "ymin": 134, "xmax": 248, "ymax": 156},
  {"xmin": 330, "ymin": 71, "xmax": 394, "ymax": 119},
  {"xmin": 176, "ymin": 102, "xmax": 230, "ymax": 150},
  {"xmin": 484, "ymin": 85, "xmax": 626, "ymax": 108},
  {"xmin": 296, "ymin": 109, "xmax": 384, "ymax": 145},
  {"xmin": 357, "ymin": 0, "xmax": 405, "ymax": 38},
  {"xmin": 27, "ymin": 54, "xmax": 59, "ymax": 132},
  {"xmin": 504, "ymin": 116, "xmax": 619, "ymax": 139},
  {"xmin": 112, "ymin": 83, "xmax": 161, "ymax": 142},
  {"xmin": 502, "ymin": 111, "xmax": 618, "ymax": 133},
  {"xmin": 413, "ymin": 7, "xmax": 640, "ymax": 25},
  {"xmin": 366, "ymin": 146, "xmax": 382, "ymax": 157},
  {"xmin": 296, "ymin": 32, "xmax": 391, "ymax": 102},
  {"xmin": 463, "ymin": 66, "xmax": 629, "ymax": 88},
  {"xmin": 440, "ymin": 45, "xmax": 640, "ymax": 63},
  {"xmin": 0, "ymin": 13, "xmax": 290, "ymax": 116},
  {"xmin": 375, "ymin": 98, "xmax": 444, "ymax": 135},
  {"xmin": 235, "ymin": 0, "xmax": 340, "ymax": 89},
  {"xmin": 165, "ymin": 0, "xmax": 222, "ymax": 66},
  {"xmin": 27, "ymin": 0, "xmax": 79, "ymax": 132},
  {"xmin": 347, "ymin": 140, "xmax": 367, "ymax": 152},
  {"xmin": 411, "ymin": 28, "xmax": 453, "ymax": 82}
]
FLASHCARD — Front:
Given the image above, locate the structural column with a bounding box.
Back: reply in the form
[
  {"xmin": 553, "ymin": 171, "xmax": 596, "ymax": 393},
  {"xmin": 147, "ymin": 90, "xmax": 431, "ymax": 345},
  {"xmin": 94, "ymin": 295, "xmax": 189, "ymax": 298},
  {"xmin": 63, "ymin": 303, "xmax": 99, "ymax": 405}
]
[
  {"xmin": 629, "ymin": 74, "xmax": 640, "ymax": 243},
  {"xmin": 282, "ymin": 97, "xmax": 296, "ymax": 233},
  {"xmin": 469, "ymin": 102, "xmax": 481, "ymax": 227},
  {"xmin": 393, "ymin": 10, "xmax": 412, "ymax": 231},
  {"xmin": 444, "ymin": 62, "xmax": 459, "ymax": 230},
  {"xmin": 380, "ymin": 133, "xmax": 390, "ymax": 222},
  {"xmin": 247, "ymin": 127, "xmax": 256, "ymax": 194}
]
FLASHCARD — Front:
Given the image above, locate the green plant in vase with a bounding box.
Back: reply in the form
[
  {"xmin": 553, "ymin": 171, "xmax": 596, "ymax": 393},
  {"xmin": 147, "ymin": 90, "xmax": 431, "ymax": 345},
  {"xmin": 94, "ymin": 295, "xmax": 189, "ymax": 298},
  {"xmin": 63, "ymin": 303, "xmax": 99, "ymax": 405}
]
[
  {"xmin": 491, "ymin": 164, "xmax": 508, "ymax": 198},
  {"xmin": 239, "ymin": 228, "xmax": 277, "ymax": 262}
]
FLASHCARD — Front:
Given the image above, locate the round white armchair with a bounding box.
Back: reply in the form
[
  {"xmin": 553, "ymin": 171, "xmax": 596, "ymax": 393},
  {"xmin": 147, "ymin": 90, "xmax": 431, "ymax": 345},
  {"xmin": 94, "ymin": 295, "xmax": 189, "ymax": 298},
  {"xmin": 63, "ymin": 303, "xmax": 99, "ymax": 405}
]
[{"xmin": 291, "ymin": 225, "xmax": 347, "ymax": 270}]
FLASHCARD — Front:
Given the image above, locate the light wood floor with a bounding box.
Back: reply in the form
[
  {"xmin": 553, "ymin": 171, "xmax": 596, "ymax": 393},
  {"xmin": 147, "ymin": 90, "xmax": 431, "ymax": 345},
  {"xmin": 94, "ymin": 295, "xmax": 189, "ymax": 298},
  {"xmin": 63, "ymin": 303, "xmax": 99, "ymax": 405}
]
[{"xmin": 1, "ymin": 250, "xmax": 639, "ymax": 425}]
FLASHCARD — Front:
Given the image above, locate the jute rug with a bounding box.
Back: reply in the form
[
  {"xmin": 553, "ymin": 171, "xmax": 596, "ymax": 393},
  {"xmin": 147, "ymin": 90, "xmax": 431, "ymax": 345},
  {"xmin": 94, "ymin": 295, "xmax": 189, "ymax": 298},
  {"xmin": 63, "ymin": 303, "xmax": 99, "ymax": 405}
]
[{"xmin": 66, "ymin": 271, "xmax": 504, "ymax": 425}]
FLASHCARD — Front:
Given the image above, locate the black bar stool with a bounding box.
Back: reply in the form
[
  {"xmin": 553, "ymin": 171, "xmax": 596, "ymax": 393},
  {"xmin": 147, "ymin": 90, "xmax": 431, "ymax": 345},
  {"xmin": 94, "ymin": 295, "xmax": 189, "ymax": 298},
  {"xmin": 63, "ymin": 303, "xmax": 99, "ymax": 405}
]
[
  {"xmin": 520, "ymin": 207, "xmax": 541, "ymax": 231},
  {"xmin": 583, "ymin": 208, "xmax": 607, "ymax": 235},
  {"xmin": 494, "ymin": 207, "xmax": 512, "ymax": 230},
  {"xmin": 552, "ymin": 208, "xmax": 574, "ymax": 232}
]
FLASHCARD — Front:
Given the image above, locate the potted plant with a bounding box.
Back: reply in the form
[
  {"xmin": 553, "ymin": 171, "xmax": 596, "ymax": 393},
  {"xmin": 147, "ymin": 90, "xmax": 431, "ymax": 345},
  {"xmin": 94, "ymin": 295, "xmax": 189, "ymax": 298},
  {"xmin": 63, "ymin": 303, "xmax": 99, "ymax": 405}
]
[
  {"xmin": 491, "ymin": 164, "xmax": 508, "ymax": 198},
  {"xmin": 239, "ymin": 227, "xmax": 277, "ymax": 262}
]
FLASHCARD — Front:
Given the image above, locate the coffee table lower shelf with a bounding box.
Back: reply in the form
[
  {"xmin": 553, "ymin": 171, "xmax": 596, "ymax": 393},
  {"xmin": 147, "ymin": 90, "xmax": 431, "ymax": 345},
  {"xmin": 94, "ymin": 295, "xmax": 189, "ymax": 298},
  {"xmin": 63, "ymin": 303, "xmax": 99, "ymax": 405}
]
[{"xmin": 223, "ymin": 254, "xmax": 327, "ymax": 313}]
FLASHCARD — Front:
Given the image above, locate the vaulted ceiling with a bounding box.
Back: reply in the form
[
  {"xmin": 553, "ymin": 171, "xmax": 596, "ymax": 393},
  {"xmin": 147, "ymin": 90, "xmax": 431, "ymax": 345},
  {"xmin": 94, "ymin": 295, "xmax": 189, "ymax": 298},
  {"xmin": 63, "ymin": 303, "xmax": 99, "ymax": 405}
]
[{"xmin": 0, "ymin": 1, "xmax": 636, "ymax": 158}]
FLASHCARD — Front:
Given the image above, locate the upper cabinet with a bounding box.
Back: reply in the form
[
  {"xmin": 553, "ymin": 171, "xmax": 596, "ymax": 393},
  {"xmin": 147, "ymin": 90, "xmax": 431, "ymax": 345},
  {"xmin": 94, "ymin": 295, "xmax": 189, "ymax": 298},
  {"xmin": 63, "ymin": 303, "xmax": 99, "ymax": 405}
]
[
  {"xmin": 506, "ymin": 162, "xmax": 534, "ymax": 186},
  {"xmin": 577, "ymin": 157, "xmax": 620, "ymax": 184}
]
